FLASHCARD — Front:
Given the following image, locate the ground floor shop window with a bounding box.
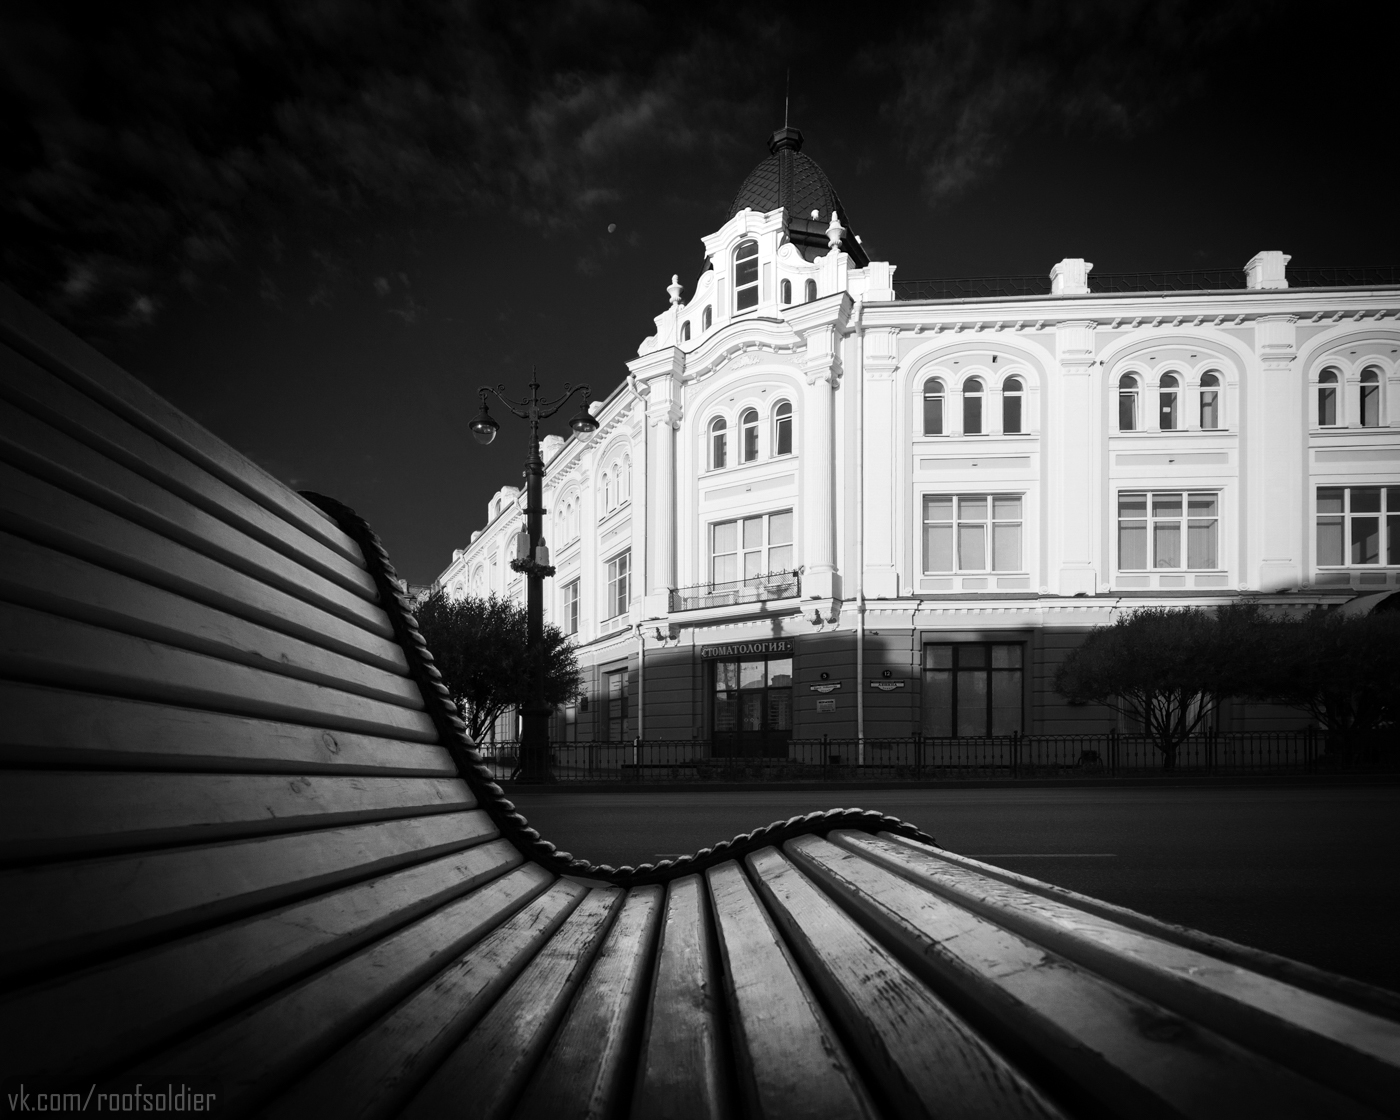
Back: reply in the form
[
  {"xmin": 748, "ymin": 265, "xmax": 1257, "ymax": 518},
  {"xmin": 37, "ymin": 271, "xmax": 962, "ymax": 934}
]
[
  {"xmin": 1317, "ymin": 486, "xmax": 1399, "ymax": 566},
  {"xmin": 603, "ymin": 668, "xmax": 628, "ymax": 741},
  {"xmin": 922, "ymin": 643, "xmax": 1023, "ymax": 737},
  {"xmin": 712, "ymin": 656, "xmax": 792, "ymax": 756}
]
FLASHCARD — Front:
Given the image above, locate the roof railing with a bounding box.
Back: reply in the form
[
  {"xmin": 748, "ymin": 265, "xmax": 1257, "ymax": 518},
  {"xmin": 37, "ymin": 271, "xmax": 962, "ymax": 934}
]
[{"xmin": 670, "ymin": 570, "xmax": 801, "ymax": 613}]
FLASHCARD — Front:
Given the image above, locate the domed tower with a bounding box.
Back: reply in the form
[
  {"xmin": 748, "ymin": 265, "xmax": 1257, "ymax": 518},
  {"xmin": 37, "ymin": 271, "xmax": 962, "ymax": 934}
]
[{"xmin": 728, "ymin": 127, "xmax": 870, "ymax": 267}]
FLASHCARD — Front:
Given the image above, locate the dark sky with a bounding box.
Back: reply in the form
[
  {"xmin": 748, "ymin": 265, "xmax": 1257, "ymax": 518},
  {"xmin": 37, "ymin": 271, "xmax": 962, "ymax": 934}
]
[{"xmin": 3, "ymin": 0, "xmax": 1398, "ymax": 584}]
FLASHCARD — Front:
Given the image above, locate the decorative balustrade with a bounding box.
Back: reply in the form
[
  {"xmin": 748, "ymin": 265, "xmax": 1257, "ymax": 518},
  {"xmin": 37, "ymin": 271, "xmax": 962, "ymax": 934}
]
[{"xmin": 669, "ymin": 569, "xmax": 801, "ymax": 613}]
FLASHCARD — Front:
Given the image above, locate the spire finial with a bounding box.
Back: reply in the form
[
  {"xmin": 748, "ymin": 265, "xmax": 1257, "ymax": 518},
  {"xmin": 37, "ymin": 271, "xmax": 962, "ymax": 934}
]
[
  {"xmin": 667, "ymin": 274, "xmax": 682, "ymax": 306},
  {"xmin": 784, "ymin": 69, "xmax": 790, "ymax": 129}
]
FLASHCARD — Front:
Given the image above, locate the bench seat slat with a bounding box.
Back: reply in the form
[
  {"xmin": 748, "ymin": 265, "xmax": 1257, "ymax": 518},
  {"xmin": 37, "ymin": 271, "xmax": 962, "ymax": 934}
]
[
  {"xmin": 0, "ymin": 682, "xmax": 456, "ymax": 775},
  {"xmin": 262, "ymin": 879, "xmax": 588, "ymax": 1120},
  {"xmin": 513, "ymin": 884, "xmax": 664, "ymax": 1120},
  {"xmin": 1, "ymin": 840, "xmax": 523, "ymax": 1078},
  {"xmin": 0, "ymin": 772, "xmax": 474, "ymax": 861},
  {"xmin": 1, "ymin": 810, "xmax": 496, "ymax": 982},
  {"xmin": 0, "ymin": 462, "xmax": 398, "ymax": 650},
  {"xmin": 631, "ymin": 875, "xmax": 733, "ymax": 1120},
  {"xmin": 0, "ymin": 402, "xmax": 380, "ymax": 611},
  {"xmin": 0, "ymin": 531, "xmax": 418, "ymax": 705},
  {"xmin": 0, "ymin": 288, "xmax": 361, "ymax": 564},
  {"xmin": 0, "ymin": 348, "xmax": 372, "ymax": 595},
  {"xmin": 399, "ymin": 886, "xmax": 624, "ymax": 1120},
  {"xmin": 748, "ymin": 846, "xmax": 1063, "ymax": 1120},
  {"xmin": 705, "ymin": 860, "xmax": 878, "ymax": 1120},
  {"xmin": 789, "ymin": 834, "xmax": 1378, "ymax": 1120},
  {"xmin": 0, "ymin": 603, "xmax": 437, "ymax": 739},
  {"xmin": 134, "ymin": 864, "xmax": 559, "ymax": 1113}
]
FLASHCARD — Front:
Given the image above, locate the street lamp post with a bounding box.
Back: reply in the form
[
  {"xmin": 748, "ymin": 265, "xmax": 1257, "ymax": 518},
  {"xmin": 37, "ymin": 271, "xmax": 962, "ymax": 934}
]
[{"xmin": 470, "ymin": 373, "xmax": 599, "ymax": 783}]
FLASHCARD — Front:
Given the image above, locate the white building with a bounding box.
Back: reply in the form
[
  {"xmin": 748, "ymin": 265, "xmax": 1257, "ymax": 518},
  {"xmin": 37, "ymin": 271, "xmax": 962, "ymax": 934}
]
[{"xmin": 436, "ymin": 127, "xmax": 1400, "ymax": 753}]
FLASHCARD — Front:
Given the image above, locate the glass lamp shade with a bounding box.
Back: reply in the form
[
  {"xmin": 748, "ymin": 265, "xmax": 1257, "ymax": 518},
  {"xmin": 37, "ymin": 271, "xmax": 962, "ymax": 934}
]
[
  {"xmin": 469, "ymin": 405, "xmax": 499, "ymax": 445},
  {"xmin": 569, "ymin": 403, "xmax": 600, "ymax": 436}
]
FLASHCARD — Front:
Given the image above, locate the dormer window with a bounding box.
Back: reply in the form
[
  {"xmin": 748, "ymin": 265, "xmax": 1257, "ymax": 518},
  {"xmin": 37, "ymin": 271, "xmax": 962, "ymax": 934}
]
[
  {"xmin": 805, "ymin": 279, "xmax": 817, "ymax": 302},
  {"xmin": 780, "ymin": 279, "xmax": 792, "ymax": 305},
  {"xmin": 735, "ymin": 240, "xmax": 759, "ymax": 311},
  {"xmin": 681, "ymin": 321, "xmax": 691, "ymax": 342},
  {"xmin": 741, "ymin": 408, "xmax": 759, "ymax": 462}
]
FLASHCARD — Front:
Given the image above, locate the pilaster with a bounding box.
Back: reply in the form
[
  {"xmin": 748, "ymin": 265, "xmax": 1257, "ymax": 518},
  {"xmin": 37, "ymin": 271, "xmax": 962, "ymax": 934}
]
[
  {"xmin": 1049, "ymin": 320, "xmax": 1100, "ymax": 595},
  {"xmin": 1248, "ymin": 315, "xmax": 1302, "ymax": 591}
]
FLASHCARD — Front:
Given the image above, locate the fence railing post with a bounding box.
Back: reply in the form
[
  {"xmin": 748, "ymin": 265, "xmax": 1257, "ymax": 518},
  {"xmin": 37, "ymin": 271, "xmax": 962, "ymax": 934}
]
[{"xmin": 1109, "ymin": 728, "xmax": 1119, "ymax": 776}]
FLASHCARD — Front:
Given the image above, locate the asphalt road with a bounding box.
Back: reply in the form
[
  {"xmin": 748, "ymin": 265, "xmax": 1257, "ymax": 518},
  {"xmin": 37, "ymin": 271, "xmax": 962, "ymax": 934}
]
[{"xmin": 504, "ymin": 781, "xmax": 1400, "ymax": 993}]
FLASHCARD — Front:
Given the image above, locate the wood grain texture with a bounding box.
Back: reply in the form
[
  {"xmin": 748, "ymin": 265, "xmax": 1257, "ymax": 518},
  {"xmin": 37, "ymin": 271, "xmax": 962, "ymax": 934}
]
[
  {"xmin": 0, "ymin": 603, "xmax": 437, "ymax": 741},
  {"xmin": 704, "ymin": 860, "xmax": 877, "ymax": 1120},
  {"xmin": 0, "ymin": 289, "xmax": 360, "ymax": 563},
  {"xmin": 1, "ymin": 810, "xmax": 496, "ymax": 981},
  {"xmin": 131, "ymin": 863, "xmax": 557, "ymax": 1113},
  {"xmin": 0, "ymin": 460, "xmax": 396, "ymax": 644},
  {"xmin": 0, "ymin": 530, "xmax": 418, "ymax": 705},
  {"xmin": 262, "ymin": 879, "xmax": 588, "ymax": 1120},
  {"xmin": 0, "ymin": 681, "xmax": 456, "ymax": 775},
  {"xmin": 0, "ymin": 347, "xmax": 372, "ymax": 595},
  {"xmin": 0, "ymin": 840, "xmax": 524, "ymax": 1077},
  {"xmin": 0, "ymin": 400, "xmax": 379, "ymax": 612},
  {"xmin": 630, "ymin": 875, "xmax": 732, "ymax": 1120},
  {"xmin": 514, "ymin": 885, "xmax": 664, "ymax": 1120},
  {"xmin": 399, "ymin": 887, "xmax": 624, "ymax": 1120},
  {"xmin": 0, "ymin": 771, "xmax": 474, "ymax": 861},
  {"xmin": 791, "ymin": 833, "xmax": 1379, "ymax": 1120},
  {"xmin": 748, "ymin": 845, "xmax": 1063, "ymax": 1120}
]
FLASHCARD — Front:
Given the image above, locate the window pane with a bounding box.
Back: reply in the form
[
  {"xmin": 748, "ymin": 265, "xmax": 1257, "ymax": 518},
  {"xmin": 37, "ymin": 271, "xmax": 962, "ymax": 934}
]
[
  {"xmin": 743, "ymin": 516, "xmax": 763, "ymax": 549},
  {"xmin": 1361, "ymin": 385, "xmax": 1380, "ymax": 427},
  {"xmin": 776, "ymin": 416, "xmax": 792, "ymax": 454},
  {"xmin": 1319, "ymin": 387, "xmax": 1336, "ymax": 426},
  {"xmin": 924, "ymin": 524, "xmax": 953, "ymax": 572},
  {"xmin": 768, "ymin": 544, "xmax": 793, "ymax": 571},
  {"xmin": 1201, "ymin": 390, "xmax": 1219, "ymax": 429},
  {"xmin": 743, "ymin": 425, "xmax": 758, "ymax": 460},
  {"xmin": 957, "ymin": 669, "xmax": 988, "ymax": 736},
  {"xmin": 744, "ymin": 551, "xmax": 761, "ymax": 579},
  {"xmin": 924, "ymin": 645, "xmax": 953, "ymax": 669},
  {"xmin": 1154, "ymin": 522, "xmax": 1181, "ymax": 568},
  {"xmin": 1120, "ymin": 524, "xmax": 1147, "ymax": 569},
  {"xmin": 1389, "ymin": 515, "xmax": 1399, "ymax": 565},
  {"xmin": 1003, "ymin": 395, "xmax": 1021, "ymax": 433},
  {"xmin": 713, "ymin": 433, "xmax": 726, "ymax": 468},
  {"xmin": 990, "ymin": 670, "xmax": 1022, "ymax": 735},
  {"xmin": 715, "ymin": 694, "xmax": 737, "ymax": 732},
  {"xmin": 1389, "ymin": 488, "xmax": 1400, "ymax": 512},
  {"xmin": 959, "ymin": 496, "xmax": 988, "ymax": 520},
  {"xmin": 924, "ymin": 395, "xmax": 943, "ymax": 435},
  {"xmin": 1187, "ymin": 520, "xmax": 1217, "ymax": 569},
  {"xmin": 1317, "ymin": 518, "xmax": 1344, "ymax": 565},
  {"xmin": 990, "ymin": 644, "xmax": 1022, "ymax": 668},
  {"xmin": 1317, "ymin": 488, "xmax": 1345, "ymax": 515},
  {"xmin": 1153, "ymin": 493, "xmax": 1182, "ymax": 518},
  {"xmin": 964, "ymin": 394, "xmax": 982, "ymax": 434},
  {"xmin": 770, "ymin": 511, "xmax": 794, "ymax": 545},
  {"xmin": 715, "ymin": 662, "xmax": 738, "ymax": 691},
  {"xmin": 993, "ymin": 495, "xmax": 1022, "ymax": 520},
  {"xmin": 958, "ymin": 645, "xmax": 987, "ymax": 668},
  {"xmin": 1352, "ymin": 517, "xmax": 1381, "ymax": 564},
  {"xmin": 1352, "ymin": 488, "xmax": 1382, "ymax": 513},
  {"xmin": 735, "ymin": 256, "xmax": 758, "ymax": 285},
  {"xmin": 1120, "ymin": 392, "xmax": 1137, "ymax": 430},
  {"xmin": 736, "ymin": 286, "xmax": 757, "ymax": 310},
  {"xmin": 993, "ymin": 522, "xmax": 1021, "ymax": 571},
  {"xmin": 1188, "ymin": 493, "xmax": 1217, "ymax": 518},
  {"xmin": 922, "ymin": 668, "xmax": 952, "ymax": 737},
  {"xmin": 740, "ymin": 692, "xmax": 763, "ymax": 731},
  {"xmin": 1160, "ymin": 392, "xmax": 1178, "ymax": 430},
  {"xmin": 767, "ymin": 658, "xmax": 793, "ymax": 687},
  {"xmin": 924, "ymin": 496, "xmax": 954, "ymax": 521},
  {"xmin": 739, "ymin": 660, "xmax": 765, "ymax": 689},
  {"xmin": 958, "ymin": 523, "xmax": 986, "ymax": 570},
  {"xmin": 713, "ymin": 554, "xmax": 737, "ymax": 584},
  {"xmin": 1119, "ymin": 492, "xmax": 1147, "ymax": 519},
  {"xmin": 767, "ymin": 690, "xmax": 793, "ymax": 731}
]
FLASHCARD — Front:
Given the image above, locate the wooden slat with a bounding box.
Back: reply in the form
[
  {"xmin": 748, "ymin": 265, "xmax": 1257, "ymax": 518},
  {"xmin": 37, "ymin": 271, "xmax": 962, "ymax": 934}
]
[
  {"xmin": 513, "ymin": 885, "xmax": 664, "ymax": 1120},
  {"xmin": 0, "ymin": 286, "xmax": 361, "ymax": 564},
  {"xmin": 399, "ymin": 887, "xmax": 624, "ymax": 1120},
  {"xmin": 262, "ymin": 879, "xmax": 588, "ymax": 1120},
  {"xmin": 0, "ymin": 460, "xmax": 395, "ymax": 644},
  {"xmin": 840, "ymin": 830, "xmax": 1400, "ymax": 1117},
  {"xmin": 0, "ymin": 603, "xmax": 437, "ymax": 740},
  {"xmin": 0, "ymin": 681, "xmax": 456, "ymax": 775},
  {"xmin": 0, "ymin": 840, "xmax": 524, "ymax": 1078},
  {"xmin": 0, "ymin": 346, "xmax": 372, "ymax": 595},
  {"xmin": 0, "ymin": 400, "xmax": 379, "ymax": 612},
  {"xmin": 1, "ymin": 809, "xmax": 496, "ymax": 982},
  {"xmin": 705, "ymin": 860, "xmax": 878, "ymax": 1120},
  {"xmin": 748, "ymin": 846, "xmax": 1063, "ymax": 1120},
  {"xmin": 0, "ymin": 771, "xmax": 473, "ymax": 861},
  {"xmin": 0, "ymin": 530, "xmax": 418, "ymax": 705},
  {"xmin": 787, "ymin": 834, "xmax": 1377, "ymax": 1120},
  {"xmin": 631, "ymin": 875, "xmax": 733, "ymax": 1120},
  {"xmin": 133, "ymin": 865, "xmax": 560, "ymax": 1113}
]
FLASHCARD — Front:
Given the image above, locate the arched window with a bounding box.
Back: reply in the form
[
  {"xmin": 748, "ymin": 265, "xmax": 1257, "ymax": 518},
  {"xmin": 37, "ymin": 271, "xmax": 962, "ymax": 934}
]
[
  {"xmin": 1159, "ymin": 373, "xmax": 1180, "ymax": 431},
  {"xmin": 923, "ymin": 377, "xmax": 945, "ymax": 436},
  {"xmin": 963, "ymin": 377, "xmax": 984, "ymax": 435},
  {"xmin": 1119, "ymin": 374, "xmax": 1140, "ymax": 431},
  {"xmin": 1361, "ymin": 368, "xmax": 1381, "ymax": 427},
  {"xmin": 1199, "ymin": 372, "xmax": 1221, "ymax": 429},
  {"xmin": 740, "ymin": 408, "xmax": 759, "ymax": 462},
  {"xmin": 601, "ymin": 472, "xmax": 613, "ymax": 511},
  {"xmin": 780, "ymin": 279, "xmax": 792, "ymax": 305},
  {"xmin": 1002, "ymin": 376, "xmax": 1024, "ymax": 434},
  {"xmin": 702, "ymin": 306, "xmax": 712, "ymax": 331},
  {"xmin": 681, "ymin": 321, "xmax": 691, "ymax": 342},
  {"xmin": 1318, "ymin": 369, "xmax": 1339, "ymax": 426},
  {"xmin": 734, "ymin": 240, "xmax": 759, "ymax": 311},
  {"xmin": 773, "ymin": 401, "xmax": 793, "ymax": 455},
  {"xmin": 804, "ymin": 278, "xmax": 817, "ymax": 303},
  {"xmin": 710, "ymin": 416, "xmax": 727, "ymax": 469}
]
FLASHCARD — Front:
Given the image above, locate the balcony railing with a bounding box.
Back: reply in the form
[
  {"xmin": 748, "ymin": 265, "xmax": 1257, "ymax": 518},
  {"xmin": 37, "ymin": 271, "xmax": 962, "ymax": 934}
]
[
  {"xmin": 893, "ymin": 266, "xmax": 1400, "ymax": 301},
  {"xmin": 670, "ymin": 570, "xmax": 801, "ymax": 613}
]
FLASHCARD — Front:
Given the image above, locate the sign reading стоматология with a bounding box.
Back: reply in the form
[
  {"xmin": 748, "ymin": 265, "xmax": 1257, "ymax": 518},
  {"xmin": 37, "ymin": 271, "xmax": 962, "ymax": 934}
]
[{"xmin": 698, "ymin": 639, "xmax": 794, "ymax": 659}]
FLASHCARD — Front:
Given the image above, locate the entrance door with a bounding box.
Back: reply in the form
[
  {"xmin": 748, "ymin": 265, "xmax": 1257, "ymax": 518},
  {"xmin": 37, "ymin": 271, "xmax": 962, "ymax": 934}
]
[{"xmin": 712, "ymin": 657, "xmax": 792, "ymax": 757}]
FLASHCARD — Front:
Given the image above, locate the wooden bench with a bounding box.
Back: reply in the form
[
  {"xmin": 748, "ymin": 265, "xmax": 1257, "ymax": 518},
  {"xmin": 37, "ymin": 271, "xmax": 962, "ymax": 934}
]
[{"xmin": 3, "ymin": 285, "xmax": 1398, "ymax": 1119}]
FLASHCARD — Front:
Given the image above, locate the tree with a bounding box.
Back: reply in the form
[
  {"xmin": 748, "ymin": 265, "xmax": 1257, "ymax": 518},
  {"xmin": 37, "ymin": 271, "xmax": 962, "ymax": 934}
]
[
  {"xmin": 1053, "ymin": 606, "xmax": 1257, "ymax": 769},
  {"xmin": 413, "ymin": 590, "xmax": 581, "ymax": 746}
]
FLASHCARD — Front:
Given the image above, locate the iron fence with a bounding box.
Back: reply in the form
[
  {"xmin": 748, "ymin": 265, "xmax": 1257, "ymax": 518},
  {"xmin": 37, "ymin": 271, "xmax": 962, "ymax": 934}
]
[
  {"xmin": 670, "ymin": 570, "xmax": 801, "ymax": 613},
  {"xmin": 474, "ymin": 729, "xmax": 1393, "ymax": 783}
]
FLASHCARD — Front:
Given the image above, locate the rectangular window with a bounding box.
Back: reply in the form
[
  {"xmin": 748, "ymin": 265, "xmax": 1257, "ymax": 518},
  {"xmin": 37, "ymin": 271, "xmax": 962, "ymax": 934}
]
[
  {"xmin": 1003, "ymin": 394, "xmax": 1022, "ymax": 434},
  {"xmin": 1200, "ymin": 389, "xmax": 1219, "ymax": 429},
  {"xmin": 922, "ymin": 494, "xmax": 1022, "ymax": 573},
  {"xmin": 604, "ymin": 668, "xmax": 628, "ymax": 742},
  {"xmin": 924, "ymin": 392, "xmax": 944, "ymax": 436},
  {"xmin": 710, "ymin": 510, "xmax": 794, "ymax": 585},
  {"xmin": 605, "ymin": 551, "xmax": 630, "ymax": 618},
  {"xmin": 1119, "ymin": 390, "xmax": 1137, "ymax": 431},
  {"xmin": 562, "ymin": 579, "xmax": 579, "ymax": 636},
  {"xmin": 922, "ymin": 643, "xmax": 1023, "ymax": 737},
  {"xmin": 1118, "ymin": 491, "xmax": 1218, "ymax": 570},
  {"xmin": 1318, "ymin": 385, "xmax": 1337, "ymax": 426},
  {"xmin": 1361, "ymin": 383, "xmax": 1380, "ymax": 427},
  {"xmin": 1318, "ymin": 487, "xmax": 1399, "ymax": 566}
]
